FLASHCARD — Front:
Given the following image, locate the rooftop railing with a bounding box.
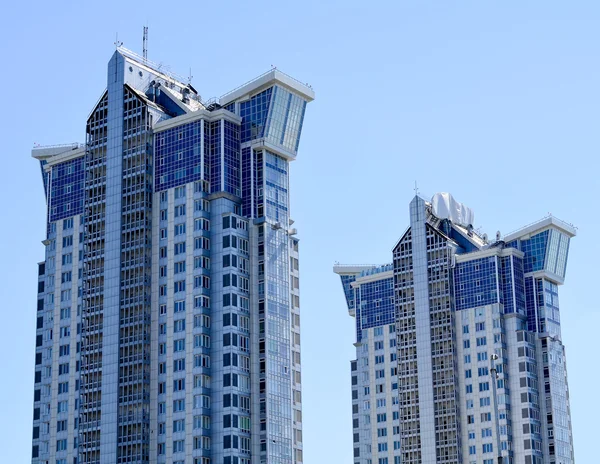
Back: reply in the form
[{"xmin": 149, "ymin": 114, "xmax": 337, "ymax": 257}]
[
  {"xmin": 33, "ymin": 142, "xmax": 83, "ymax": 150},
  {"xmin": 219, "ymin": 67, "xmax": 313, "ymax": 102},
  {"xmin": 503, "ymin": 214, "xmax": 577, "ymax": 239}
]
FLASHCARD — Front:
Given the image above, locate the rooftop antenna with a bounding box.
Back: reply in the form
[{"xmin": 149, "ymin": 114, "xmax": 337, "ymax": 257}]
[
  {"xmin": 114, "ymin": 33, "xmax": 123, "ymax": 49},
  {"xmin": 143, "ymin": 26, "xmax": 148, "ymax": 62},
  {"xmin": 188, "ymin": 68, "xmax": 193, "ymax": 85},
  {"xmin": 414, "ymin": 181, "xmax": 420, "ymax": 196}
]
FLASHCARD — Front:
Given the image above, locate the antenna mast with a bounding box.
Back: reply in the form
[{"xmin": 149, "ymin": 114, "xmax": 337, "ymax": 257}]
[{"xmin": 143, "ymin": 26, "xmax": 148, "ymax": 62}]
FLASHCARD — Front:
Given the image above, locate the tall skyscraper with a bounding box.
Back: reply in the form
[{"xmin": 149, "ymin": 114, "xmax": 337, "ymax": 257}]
[
  {"xmin": 335, "ymin": 193, "xmax": 576, "ymax": 464},
  {"xmin": 31, "ymin": 46, "xmax": 313, "ymax": 464}
]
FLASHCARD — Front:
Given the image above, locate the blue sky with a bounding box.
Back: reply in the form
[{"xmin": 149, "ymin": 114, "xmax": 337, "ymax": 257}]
[{"xmin": 1, "ymin": 1, "xmax": 599, "ymax": 462}]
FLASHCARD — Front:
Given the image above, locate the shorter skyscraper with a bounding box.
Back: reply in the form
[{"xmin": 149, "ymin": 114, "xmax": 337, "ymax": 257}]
[{"xmin": 335, "ymin": 193, "xmax": 576, "ymax": 464}]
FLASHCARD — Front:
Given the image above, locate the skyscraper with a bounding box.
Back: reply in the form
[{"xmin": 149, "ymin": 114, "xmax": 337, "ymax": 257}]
[
  {"xmin": 335, "ymin": 193, "xmax": 576, "ymax": 464},
  {"xmin": 31, "ymin": 46, "xmax": 313, "ymax": 464}
]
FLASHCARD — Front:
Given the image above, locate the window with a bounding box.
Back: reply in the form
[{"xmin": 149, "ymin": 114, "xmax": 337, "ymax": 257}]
[
  {"xmin": 174, "ymin": 242, "xmax": 186, "ymax": 255},
  {"xmin": 174, "ymin": 339, "xmax": 185, "ymax": 352},
  {"xmin": 194, "ymin": 237, "xmax": 210, "ymax": 250},
  {"xmin": 173, "ymin": 359, "xmax": 185, "ymax": 372},
  {"xmin": 173, "ymin": 379, "xmax": 185, "ymax": 392},
  {"xmin": 174, "ymin": 280, "xmax": 186, "ymax": 293},
  {"xmin": 195, "ymin": 275, "xmax": 210, "ymax": 289},
  {"xmin": 174, "ymin": 300, "xmax": 185, "ymax": 313},
  {"xmin": 194, "ymin": 218, "xmax": 210, "ymax": 231},
  {"xmin": 174, "ymin": 319, "xmax": 186, "ymax": 332},
  {"xmin": 60, "ymin": 289, "xmax": 71, "ymax": 302},
  {"xmin": 174, "ymin": 223, "xmax": 186, "ymax": 235},
  {"xmin": 173, "ymin": 399, "xmax": 185, "ymax": 412},
  {"xmin": 174, "ymin": 186, "xmax": 186, "ymax": 199},
  {"xmin": 194, "ymin": 256, "xmax": 210, "ymax": 270},
  {"xmin": 175, "ymin": 205, "xmax": 186, "ymax": 217},
  {"xmin": 173, "ymin": 439, "xmax": 185, "ymax": 453},
  {"xmin": 173, "ymin": 419, "xmax": 185, "ymax": 432},
  {"xmin": 194, "ymin": 199, "xmax": 210, "ymax": 211}
]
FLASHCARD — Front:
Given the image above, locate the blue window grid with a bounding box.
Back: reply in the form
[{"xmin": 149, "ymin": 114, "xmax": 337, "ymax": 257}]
[
  {"xmin": 209, "ymin": 121, "xmax": 221, "ymax": 194},
  {"xmin": 49, "ymin": 157, "xmax": 85, "ymax": 223},
  {"xmin": 340, "ymin": 275, "xmax": 357, "ymax": 311},
  {"xmin": 525, "ymin": 276, "xmax": 537, "ymax": 331},
  {"xmin": 265, "ymin": 86, "xmax": 307, "ymax": 153},
  {"xmin": 356, "ymin": 276, "xmax": 394, "ymax": 342},
  {"xmin": 264, "ymin": 151, "xmax": 289, "ymax": 224},
  {"xmin": 154, "ymin": 121, "xmax": 203, "ymax": 192},
  {"xmin": 499, "ymin": 256, "xmax": 514, "ymax": 313},
  {"xmin": 520, "ymin": 230, "xmax": 549, "ymax": 273},
  {"xmin": 513, "ymin": 256, "xmax": 526, "ymax": 314},
  {"xmin": 454, "ymin": 257, "xmax": 498, "ymax": 310},
  {"xmin": 239, "ymin": 88, "xmax": 272, "ymax": 143},
  {"xmin": 223, "ymin": 120, "xmax": 241, "ymax": 196},
  {"xmin": 241, "ymin": 147, "xmax": 252, "ymax": 217}
]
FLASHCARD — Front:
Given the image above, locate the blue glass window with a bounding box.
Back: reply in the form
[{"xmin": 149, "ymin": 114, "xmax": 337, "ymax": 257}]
[
  {"xmin": 154, "ymin": 121, "xmax": 203, "ymax": 192},
  {"xmin": 454, "ymin": 257, "xmax": 498, "ymax": 310},
  {"xmin": 49, "ymin": 157, "xmax": 85, "ymax": 223}
]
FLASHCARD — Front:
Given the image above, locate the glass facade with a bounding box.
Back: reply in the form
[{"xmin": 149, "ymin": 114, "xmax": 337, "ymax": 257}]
[
  {"xmin": 265, "ymin": 86, "xmax": 307, "ymax": 153},
  {"xmin": 155, "ymin": 120, "xmax": 203, "ymax": 191},
  {"xmin": 455, "ymin": 257, "xmax": 498, "ymax": 311},
  {"xmin": 520, "ymin": 230, "xmax": 549, "ymax": 273},
  {"xmin": 358, "ymin": 274, "xmax": 394, "ymax": 341},
  {"xmin": 49, "ymin": 157, "xmax": 85, "ymax": 223},
  {"xmin": 239, "ymin": 88, "xmax": 272, "ymax": 143}
]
